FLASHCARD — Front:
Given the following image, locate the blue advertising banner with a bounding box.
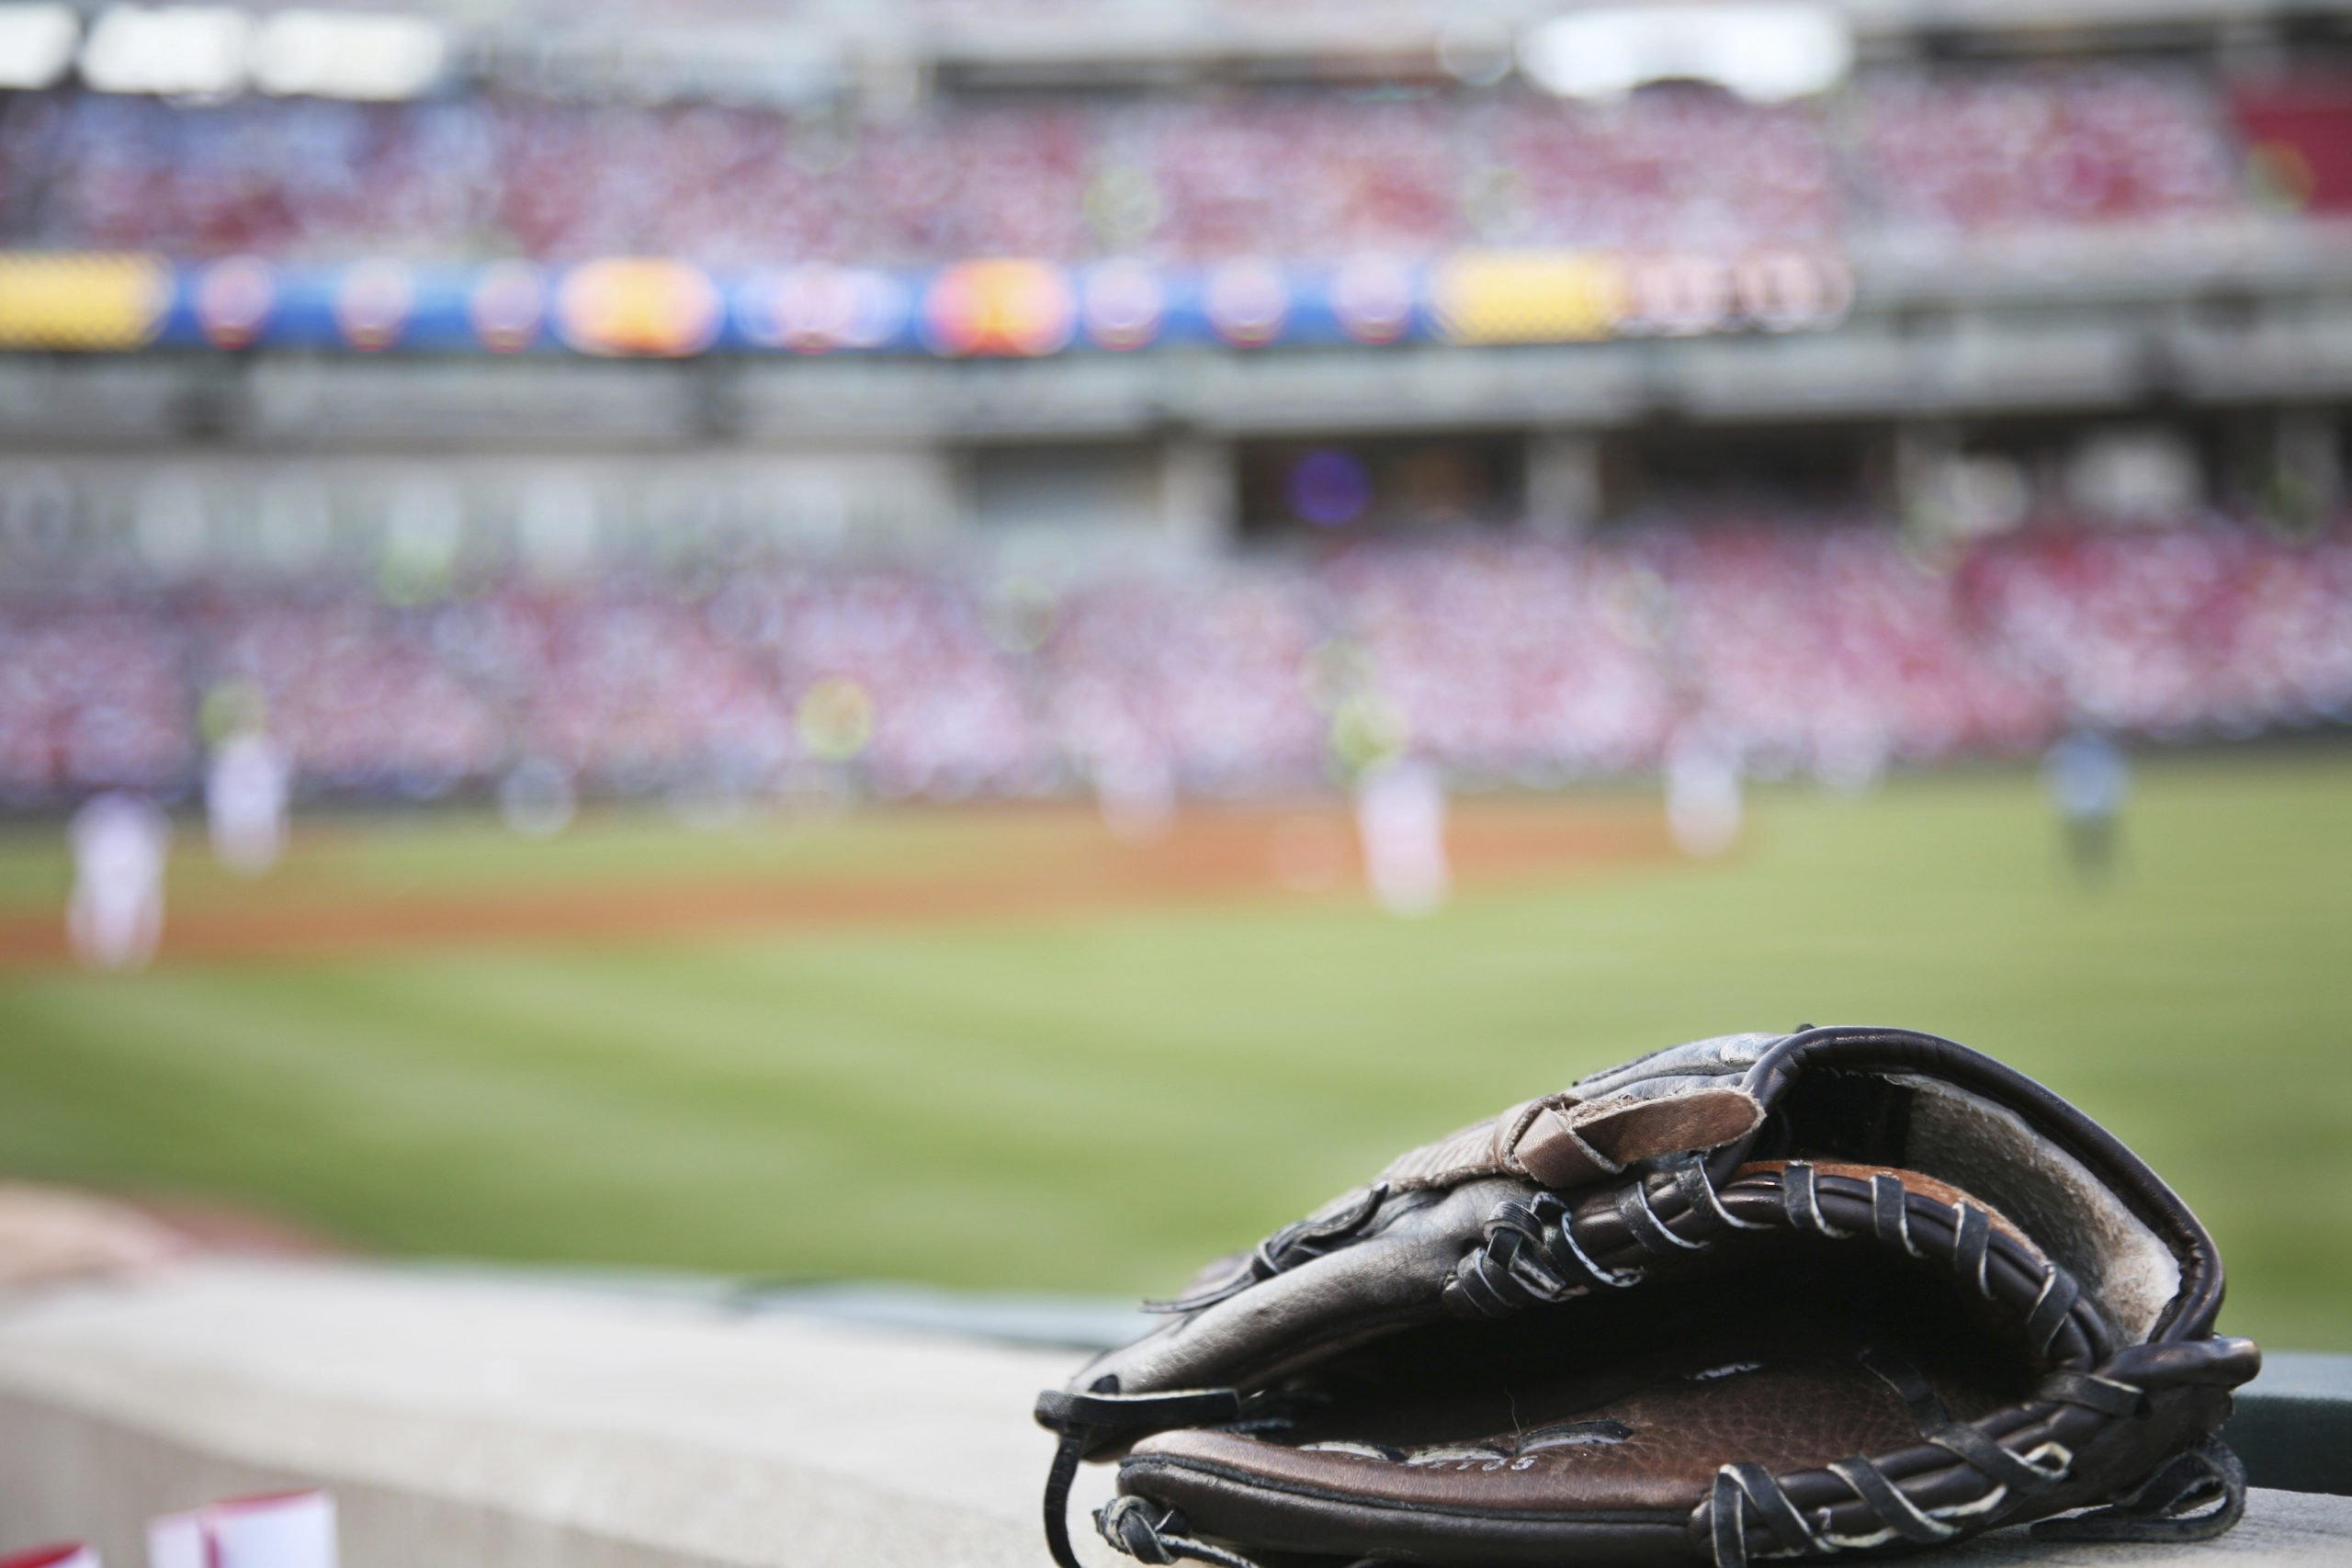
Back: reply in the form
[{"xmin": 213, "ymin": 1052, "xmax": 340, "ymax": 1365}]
[{"xmin": 2, "ymin": 251, "xmax": 1852, "ymax": 357}]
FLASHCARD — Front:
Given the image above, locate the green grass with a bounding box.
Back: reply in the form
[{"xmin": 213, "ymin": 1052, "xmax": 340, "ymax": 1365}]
[{"xmin": 0, "ymin": 752, "xmax": 2346, "ymax": 1348}]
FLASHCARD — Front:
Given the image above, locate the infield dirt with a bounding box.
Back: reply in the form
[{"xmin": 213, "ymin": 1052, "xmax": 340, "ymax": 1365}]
[{"xmin": 0, "ymin": 795, "xmax": 1672, "ymax": 966}]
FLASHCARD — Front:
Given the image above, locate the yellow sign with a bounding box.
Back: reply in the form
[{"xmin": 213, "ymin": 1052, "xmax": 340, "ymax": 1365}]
[
  {"xmin": 0, "ymin": 253, "xmax": 171, "ymax": 351},
  {"xmin": 1429, "ymin": 251, "xmax": 1627, "ymax": 345}
]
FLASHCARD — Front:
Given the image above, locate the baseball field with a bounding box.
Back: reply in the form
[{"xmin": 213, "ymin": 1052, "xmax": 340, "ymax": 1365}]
[{"xmin": 0, "ymin": 749, "xmax": 2345, "ymax": 1348}]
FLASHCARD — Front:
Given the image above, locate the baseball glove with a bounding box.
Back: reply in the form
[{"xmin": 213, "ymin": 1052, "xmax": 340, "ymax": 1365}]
[{"xmin": 1035, "ymin": 1026, "xmax": 2258, "ymax": 1568}]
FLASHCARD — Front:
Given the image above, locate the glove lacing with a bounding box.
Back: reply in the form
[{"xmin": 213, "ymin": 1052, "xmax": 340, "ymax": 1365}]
[
  {"xmin": 1037, "ymin": 1382, "xmax": 1253, "ymax": 1568},
  {"xmin": 1095, "ymin": 1497, "xmax": 1263, "ymax": 1568},
  {"xmin": 2032, "ymin": 1435, "xmax": 2248, "ymax": 1545},
  {"xmin": 1704, "ymin": 1349, "xmax": 2248, "ymax": 1566}
]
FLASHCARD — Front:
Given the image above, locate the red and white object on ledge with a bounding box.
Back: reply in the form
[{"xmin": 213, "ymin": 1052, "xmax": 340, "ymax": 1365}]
[
  {"xmin": 146, "ymin": 1492, "xmax": 335, "ymax": 1568},
  {"xmin": 0, "ymin": 1544, "xmax": 101, "ymax": 1568}
]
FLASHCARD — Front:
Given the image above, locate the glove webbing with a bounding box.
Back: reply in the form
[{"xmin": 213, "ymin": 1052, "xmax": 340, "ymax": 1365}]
[
  {"xmin": 1708, "ymin": 1347, "xmax": 2241, "ymax": 1566},
  {"xmin": 1710, "ymin": 1346, "xmax": 2076, "ymax": 1568},
  {"xmin": 1708, "ymin": 1438, "xmax": 2245, "ymax": 1566}
]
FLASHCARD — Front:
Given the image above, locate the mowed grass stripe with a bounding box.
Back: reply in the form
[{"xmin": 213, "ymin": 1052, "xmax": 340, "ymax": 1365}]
[{"xmin": 0, "ymin": 753, "xmax": 2344, "ymax": 1344}]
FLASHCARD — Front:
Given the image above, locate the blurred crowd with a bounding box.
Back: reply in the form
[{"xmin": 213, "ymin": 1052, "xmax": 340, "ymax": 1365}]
[
  {"xmin": 5, "ymin": 515, "xmax": 2347, "ymax": 807},
  {"xmin": 0, "ymin": 64, "xmax": 2255, "ymax": 265},
  {"xmin": 1846, "ymin": 68, "xmax": 2240, "ymax": 232}
]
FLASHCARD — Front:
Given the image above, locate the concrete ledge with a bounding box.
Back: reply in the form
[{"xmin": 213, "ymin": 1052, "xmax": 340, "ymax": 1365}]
[
  {"xmin": 0, "ymin": 1261, "xmax": 1112, "ymax": 1568},
  {"xmin": 0, "ymin": 1261, "xmax": 2342, "ymax": 1567}
]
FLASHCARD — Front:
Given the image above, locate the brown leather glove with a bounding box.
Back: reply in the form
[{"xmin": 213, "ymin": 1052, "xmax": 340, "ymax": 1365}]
[{"xmin": 1035, "ymin": 1027, "xmax": 2258, "ymax": 1568}]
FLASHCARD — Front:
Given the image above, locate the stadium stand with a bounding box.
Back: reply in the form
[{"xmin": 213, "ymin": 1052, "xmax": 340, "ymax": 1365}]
[
  {"xmin": 0, "ymin": 65, "xmax": 2258, "ymax": 265},
  {"xmin": 1845, "ymin": 66, "xmax": 2245, "ymax": 232},
  {"xmin": 2, "ymin": 14, "xmax": 2346, "ymax": 812},
  {"xmin": 4, "ymin": 514, "xmax": 2346, "ymax": 805}
]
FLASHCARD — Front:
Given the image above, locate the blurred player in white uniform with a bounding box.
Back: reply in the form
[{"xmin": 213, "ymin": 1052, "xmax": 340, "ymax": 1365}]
[
  {"xmin": 68, "ymin": 793, "xmax": 172, "ymax": 970},
  {"xmin": 207, "ymin": 729, "xmax": 291, "ymax": 874},
  {"xmin": 1666, "ymin": 727, "xmax": 1743, "ymax": 859},
  {"xmin": 1356, "ymin": 756, "xmax": 1449, "ymax": 917},
  {"xmin": 1094, "ymin": 739, "xmax": 1176, "ymax": 846}
]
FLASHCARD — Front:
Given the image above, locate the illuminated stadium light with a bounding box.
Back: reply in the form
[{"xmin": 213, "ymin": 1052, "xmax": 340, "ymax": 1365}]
[
  {"xmin": 741, "ymin": 265, "xmax": 910, "ymax": 354},
  {"xmin": 1204, "ymin": 261, "xmax": 1288, "ymax": 349},
  {"xmin": 922, "ymin": 261, "xmax": 1076, "ymax": 358},
  {"xmin": 1330, "ymin": 258, "xmax": 1416, "ymax": 346},
  {"xmin": 252, "ymin": 9, "xmax": 447, "ymax": 101},
  {"xmin": 469, "ymin": 262, "xmax": 547, "ymax": 353},
  {"xmin": 80, "ymin": 6, "xmax": 251, "ymax": 96},
  {"xmin": 1080, "ymin": 261, "xmax": 1163, "ymax": 352},
  {"xmin": 1519, "ymin": 6, "xmax": 1851, "ymax": 104},
  {"xmin": 194, "ymin": 255, "xmax": 275, "ymax": 348},
  {"xmin": 0, "ymin": 4, "xmax": 79, "ymax": 89},
  {"xmin": 554, "ymin": 259, "xmax": 723, "ymax": 358},
  {"xmin": 334, "ymin": 259, "xmax": 414, "ymax": 351}
]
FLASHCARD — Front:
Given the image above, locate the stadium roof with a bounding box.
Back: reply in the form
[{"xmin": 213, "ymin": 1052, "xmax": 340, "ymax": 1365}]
[{"xmin": 9, "ymin": 0, "xmax": 2346, "ymax": 107}]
